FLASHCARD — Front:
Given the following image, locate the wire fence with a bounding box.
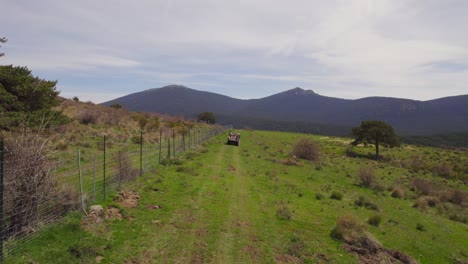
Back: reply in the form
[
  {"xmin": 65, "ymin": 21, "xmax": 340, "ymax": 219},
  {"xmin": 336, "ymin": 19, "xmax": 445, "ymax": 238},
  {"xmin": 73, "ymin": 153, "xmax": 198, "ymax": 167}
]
[{"xmin": 0, "ymin": 125, "xmax": 229, "ymax": 260}]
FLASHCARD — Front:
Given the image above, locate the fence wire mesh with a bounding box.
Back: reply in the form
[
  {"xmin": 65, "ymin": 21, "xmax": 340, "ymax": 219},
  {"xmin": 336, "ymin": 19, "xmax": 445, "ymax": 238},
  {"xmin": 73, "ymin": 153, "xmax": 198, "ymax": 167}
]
[{"xmin": 0, "ymin": 125, "xmax": 228, "ymax": 258}]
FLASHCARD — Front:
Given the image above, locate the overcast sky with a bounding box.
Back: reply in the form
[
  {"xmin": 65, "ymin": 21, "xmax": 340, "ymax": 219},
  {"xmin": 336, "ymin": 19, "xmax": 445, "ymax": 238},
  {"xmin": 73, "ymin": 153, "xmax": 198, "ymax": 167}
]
[{"xmin": 1, "ymin": 0, "xmax": 468, "ymax": 103}]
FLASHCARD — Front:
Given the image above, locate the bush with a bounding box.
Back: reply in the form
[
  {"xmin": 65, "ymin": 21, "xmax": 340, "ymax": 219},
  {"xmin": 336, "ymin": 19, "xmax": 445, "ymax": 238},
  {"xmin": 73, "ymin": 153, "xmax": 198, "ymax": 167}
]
[
  {"xmin": 331, "ymin": 215, "xmax": 366, "ymax": 242},
  {"xmin": 408, "ymin": 156, "xmax": 425, "ymax": 172},
  {"xmin": 390, "ymin": 186, "xmax": 404, "ymax": 198},
  {"xmin": 77, "ymin": 109, "xmax": 98, "ymax": 125},
  {"xmin": 432, "ymin": 163, "xmax": 454, "ymax": 179},
  {"xmin": 357, "ymin": 167, "xmax": 375, "ymax": 188},
  {"xmin": 287, "ymin": 236, "xmax": 306, "ymax": 257},
  {"xmin": 131, "ymin": 135, "xmax": 142, "ymax": 145},
  {"xmin": 413, "ymin": 196, "xmax": 439, "ymax": 210},
  {"xmin": 291, "ymin": 138, "xmax": 320, "ymax": 161},
  {"xmin": 114, "ymin": 151, "xmax": 139, "ymax": 188},
  {"xmin": 446, "ymin": 190, "xmax": 466, "ymax": 205},
  {"xmin": 315, "ymin": 193, "xmax": 324, "ymax": 200},
  {"xmin": 416, "ymin": 223, "xmax": 425, "ymax": 231},
  {"xmin": 330, "ymin": 191, "xmax": 343, "ymax": 200},
  {"xmin": 367, "ymin": 215, "xmax": 382, "ymax": 227},
  {"xmin": 412, "ymin": 178, "xmax": 433, "ymax": 196},
  {"xmin": 4, "ymin": 133, "xmax": 58, "ymax": 237},
  {"xmin": 276, "ymin": 205, "xmax": 292, "ymax": 220},
  {"xmin": 354, "ymin": 196, "xmax": 379, "ymax": 211}
]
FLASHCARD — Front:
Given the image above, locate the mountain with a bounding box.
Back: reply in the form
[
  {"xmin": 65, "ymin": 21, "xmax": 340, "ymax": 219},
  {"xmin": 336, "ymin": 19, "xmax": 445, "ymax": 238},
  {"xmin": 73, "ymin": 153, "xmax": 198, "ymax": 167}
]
[{"xmin": 102, "ymin": 85, "xmax": 468, "ymax": 136}]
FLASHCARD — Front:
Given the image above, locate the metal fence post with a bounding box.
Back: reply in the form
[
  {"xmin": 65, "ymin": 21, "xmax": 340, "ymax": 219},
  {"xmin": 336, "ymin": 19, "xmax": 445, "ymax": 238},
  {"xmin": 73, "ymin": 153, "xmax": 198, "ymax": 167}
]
[
  {"xmin": 0, "ymin": 138, "xmax": 4, "ymax": 262},
  {"xmin": 172, "ymin": 129, "xmax": 175, "ymax": 157},
  {"xmin": 159, "ymin": 128, "xmax": 162, "ymax": 164},
  {"xmin": 103, "ymin": 135, "xmax": 107, "ymax": 200},
  {"xmin": 140, "ymin": 130, "xmax": 143, "ymax": 176}
]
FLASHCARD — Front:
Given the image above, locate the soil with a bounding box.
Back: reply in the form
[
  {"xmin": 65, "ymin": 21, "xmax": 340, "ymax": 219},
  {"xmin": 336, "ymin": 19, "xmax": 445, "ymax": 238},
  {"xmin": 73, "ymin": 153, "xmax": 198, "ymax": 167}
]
[
  {"xmin": 106, "ymin": 207, "xmax": 123, "ymax": 220},
  {"xmin": 343, "ymin": 236, "xmax": 418, "ymax": 264},
  {"xmin": 114, "ymin": 190, "xmax": 140, "ymax": 208}
]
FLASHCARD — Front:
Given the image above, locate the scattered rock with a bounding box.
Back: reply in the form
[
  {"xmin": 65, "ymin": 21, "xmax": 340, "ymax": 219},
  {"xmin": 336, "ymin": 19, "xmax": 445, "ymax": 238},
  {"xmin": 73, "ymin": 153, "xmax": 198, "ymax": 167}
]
[
  {"xmin": 114, "ymin": 191, "xmax": 140, "ymax": 208},
  {"xmin": 95, "ymin": 256, "xmax": 103, "ymax": 263},
  {"xmin": 88, "ymin": 205, "xmax": 105, "ymax": 223},
  {"xmin": 146, "ymin": 204, "xmax": 162, "ymax": 210}
]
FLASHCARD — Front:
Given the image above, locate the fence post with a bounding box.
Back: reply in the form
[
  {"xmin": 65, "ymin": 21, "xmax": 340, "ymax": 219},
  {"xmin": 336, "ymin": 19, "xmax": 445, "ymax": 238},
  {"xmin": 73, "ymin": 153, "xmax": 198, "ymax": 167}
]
[
  {"xmin": 93, "ymin": 154, "xmax": 97, "ymax": 203},
  {"xmin": 188, "ymin": 129, "xmax": 191, "ymax": 149},
  {"xmin": 77, "ymin": 149, "xmax": 87, "ymax": 216},
  {"xmin": 182, "ymin": 131, "xmax": 186, "ymax": 152},
  {"xmin": 103, "ymin": 135, "xmax": 107, "ymax": 200},
  {"xmin": 118, "ymin": 151, "xmax": 122, "ymax": 190},
  {"xmin": 159, "ymin": 128, "xmax": 162, "ymax": 164},
  {"xmin": 0, "ymin": 138, "xmax": 4, "ymax": 262},
  {"xmin": 167, "ymin": 137, "xmax": 171, "ymax": 160},
  {"xmin": 172, "ymin": 129, "xmax": 175, "ymax": 157},
  {"xmin": 139, "ymin": 130, "xmax": 143, "ymax": 176}
]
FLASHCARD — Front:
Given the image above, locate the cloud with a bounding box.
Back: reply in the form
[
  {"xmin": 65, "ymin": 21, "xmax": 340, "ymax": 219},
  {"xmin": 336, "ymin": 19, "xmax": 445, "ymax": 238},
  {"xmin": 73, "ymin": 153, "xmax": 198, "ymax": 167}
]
[{"xmin": 1, "ymin": 0, "xmax": 467, "ymax": 101}]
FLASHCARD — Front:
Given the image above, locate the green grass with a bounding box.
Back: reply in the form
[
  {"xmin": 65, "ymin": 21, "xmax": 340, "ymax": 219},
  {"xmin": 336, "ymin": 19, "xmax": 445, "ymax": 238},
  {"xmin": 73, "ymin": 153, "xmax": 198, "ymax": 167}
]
[{"xmin": 5, "ymin": 130, "xmax": 468, "ymax": 263}]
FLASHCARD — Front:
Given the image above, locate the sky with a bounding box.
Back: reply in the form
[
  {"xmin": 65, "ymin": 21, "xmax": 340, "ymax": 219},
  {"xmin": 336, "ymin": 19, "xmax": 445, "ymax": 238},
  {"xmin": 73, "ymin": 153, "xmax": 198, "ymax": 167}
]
[{"xmin": 1, "ymin": 0, "xmax": 468, "ymax": 103}]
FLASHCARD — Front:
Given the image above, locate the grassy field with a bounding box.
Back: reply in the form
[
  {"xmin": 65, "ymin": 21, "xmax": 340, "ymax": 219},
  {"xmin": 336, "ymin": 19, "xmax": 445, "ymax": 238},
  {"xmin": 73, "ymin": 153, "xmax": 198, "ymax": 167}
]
[{"xmin": 5, "ymin": 130, "xmax": 467, "ymax": 263}]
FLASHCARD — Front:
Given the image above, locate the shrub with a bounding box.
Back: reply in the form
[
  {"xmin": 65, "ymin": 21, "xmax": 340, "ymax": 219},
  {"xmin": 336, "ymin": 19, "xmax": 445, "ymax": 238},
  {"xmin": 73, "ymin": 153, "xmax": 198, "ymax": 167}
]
[
  {"xmin": 4, "ymin": 133, "xmax": 58, "ymax": 237},
  {"xmin": 287, "ymin": 236, "xmax": 306, "ymax": 257},
  {"xmin": 114, "ymin": 151, "xmax": 139, "ymax": 189},
  {"xmin": 390, "ymin": 186, "xmax": 404, "ymax": 198},
  {"xmin": 354, "ymin": 196, "xmax": 379, "ymax": 211},
  {"xmin": 131, "ymin": 135, "xmax": 142, "ymax": 145},
  {"xmin": 447, "ymin": 190, "xmax": 466, "ymax": 205},
  {"xmin": 330, "ymin": 191, "xmax": 343, "ymax": 200},
  {"xmin": 291, "ymin": 138, "xmax": 320, "ymax": 161},
  {"xmin": 413, "ymin": 196, "xmax": 439, "ymax": 210},
  {"xmin": 412, "ymin": 178, "xmax": 433, "ymax": 196},
  {"xmin": 77, "ymin": 109, "xmax": 98, "ymax": 125},
  {"xmin": 367, "ymin": 215, "xmax": 382, "ymax": 227},
  {"xmin": 331, "ymin": 215, "xmax": 366, "ymax": 242},
  {"xmin": 315, "ymin": 193, "xmax": 324, "ymax": 200},
  {"xmin": 432, "ymin": 163, "xmax": 454, "ymax": 179},
  {"xmin": 357, "ymin": 167, "xmax": 375, "ymax": 188},
  {"xmin": 416, "ymin": 223, "xmax": 425, "ymax": 231},
  {"xmin": 408, "ymin": 156, "xmax": 425, "ymax": 172},
  {"xmin": 276, "ymin": 205, "xmax": 292, "ymax": 220}
]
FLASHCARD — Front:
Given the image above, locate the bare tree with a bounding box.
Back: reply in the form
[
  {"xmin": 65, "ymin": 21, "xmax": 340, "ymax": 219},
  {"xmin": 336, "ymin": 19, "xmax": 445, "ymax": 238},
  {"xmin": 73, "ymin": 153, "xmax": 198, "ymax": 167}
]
[{"xmin": 3, "ymin": 130, "xmax": 58, "ymax": 237}]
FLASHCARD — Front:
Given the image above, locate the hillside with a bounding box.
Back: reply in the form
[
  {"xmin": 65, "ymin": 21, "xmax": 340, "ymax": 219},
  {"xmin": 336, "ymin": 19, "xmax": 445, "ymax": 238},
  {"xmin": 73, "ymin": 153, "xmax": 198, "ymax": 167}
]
[
  {"xmin": 5, "ymin": 130, "xmax": 467, "ymax": 263},
  {"xmin": 102, "ymin": 85, "xmax": 468, "ymax": 136}
]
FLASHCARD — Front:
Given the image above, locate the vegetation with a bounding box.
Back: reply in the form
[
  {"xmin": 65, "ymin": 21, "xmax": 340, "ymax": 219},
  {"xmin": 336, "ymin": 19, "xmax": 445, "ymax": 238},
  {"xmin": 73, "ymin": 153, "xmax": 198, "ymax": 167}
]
[
  {"xmin": 0, "ymin": 65, "xmax": 68, "ymax": 129},
  {"xmin": 3, "ymin": 129, "xmax": 467, "ymax": 263},
  {"xmin": 0, "ymin": 36, "xmax": 6, "ymax": 57},
  {"xmin": 351, "ymin": 120, "xmax": 400, "ymax": 159},
  {"xmin": 197, "ymin": 111, "xmax": 216, "ymax": 124},
  {"xmin": 291, "ymin": 138, "xmax": 320, "ymax": 161}
]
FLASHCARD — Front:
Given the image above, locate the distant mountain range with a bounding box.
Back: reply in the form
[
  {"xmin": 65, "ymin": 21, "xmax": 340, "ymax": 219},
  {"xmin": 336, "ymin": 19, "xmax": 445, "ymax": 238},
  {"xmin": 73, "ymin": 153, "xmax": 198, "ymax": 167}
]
[{"xmin": 102, "ymin": 85, "xmax": 468, "ymax": 136}]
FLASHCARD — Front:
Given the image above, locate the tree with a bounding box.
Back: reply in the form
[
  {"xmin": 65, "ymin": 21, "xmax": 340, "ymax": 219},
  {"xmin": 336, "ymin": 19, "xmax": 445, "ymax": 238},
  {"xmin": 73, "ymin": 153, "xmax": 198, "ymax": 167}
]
[
  {"xmin": 197, "ymin": 112, "xmax": 216, "ymax": 124},
  {"xmin": 0, "ymin": 65, "xmax": 68, "ymax": 129},
  {"xmin": 351, "ymin": 120, "xmax": 399, "ymax": 159},
  {"xmin": 110, "ymin": 103, "xmax": 123, "ymax": 109},
  {"xmin": 0, "ymin": 37, "xmax": 7, "ymax": 57},
  {"xmin": 72, "ymin": 96, "xmax": 80, "ymax": 102}
]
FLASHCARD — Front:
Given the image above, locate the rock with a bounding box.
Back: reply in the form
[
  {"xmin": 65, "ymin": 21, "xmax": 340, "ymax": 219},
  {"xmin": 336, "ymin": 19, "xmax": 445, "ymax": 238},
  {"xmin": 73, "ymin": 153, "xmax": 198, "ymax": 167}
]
[{"xmin": 88, "ymin": 205, "xmax": 105, "ymax": 223}]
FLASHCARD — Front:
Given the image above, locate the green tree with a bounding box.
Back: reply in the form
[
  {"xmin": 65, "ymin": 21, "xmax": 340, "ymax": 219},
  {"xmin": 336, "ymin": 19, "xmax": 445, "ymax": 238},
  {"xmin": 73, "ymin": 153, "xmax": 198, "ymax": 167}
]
[
  {"xmin": 72, "ymin": 96, "xmax": 79, "ymax": 102},
  {"xmin": 110, "ymin": 103, "xmax": 123, "ymax": 109},
  {"xmin": 0, "ymin": 37, "xmax": 7, "ymax": 57},
  {"xmin": 351, "ymin": 120, "xmax": 399, "ymax": 159},
  {"xmin": 0, "ymin": 65, "xmax": 68, "ymax": 129},
  {"xmin": 197, "ymin": 112, "xmax": 216, "ymax": 124}
]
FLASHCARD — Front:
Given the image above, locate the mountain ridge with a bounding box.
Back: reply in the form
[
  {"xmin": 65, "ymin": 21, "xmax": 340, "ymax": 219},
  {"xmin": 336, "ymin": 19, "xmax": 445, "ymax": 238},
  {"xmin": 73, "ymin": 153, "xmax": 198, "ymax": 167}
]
[{"xmin": 102, "ymin": 85, "xmax": 468, "ymax": 136}]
